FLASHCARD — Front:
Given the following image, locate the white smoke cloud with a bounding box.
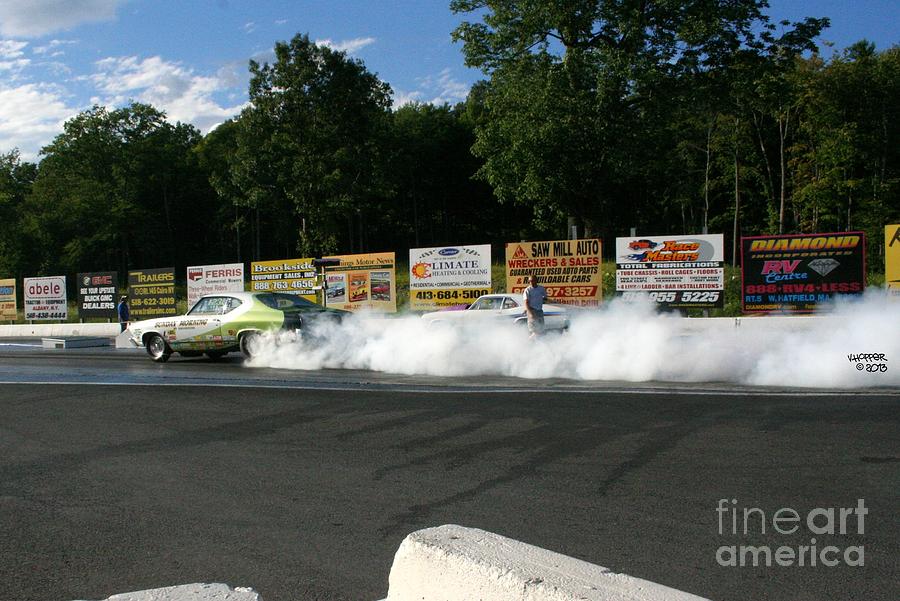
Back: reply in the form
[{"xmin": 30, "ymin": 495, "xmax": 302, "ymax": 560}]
[{"xmin": 246, "ymin": 291, "xmax": 900, "ymax": 389}]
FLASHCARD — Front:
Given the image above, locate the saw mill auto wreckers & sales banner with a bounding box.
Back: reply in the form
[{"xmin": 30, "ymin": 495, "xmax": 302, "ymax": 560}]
[
  {"xmin": 409, "ymin": 245, "xmax": 491, "ymax": 311},
  {"xmin": 128, "ymin": 268, "xmax": 177, "ymax": 319},
  {"xmin": 187, "ymin": 263, "xmax": 245, "ymax": 309},
  {"xmin": 24, "ymin": 275, "xmax": 67, "ymax": 321},
  {"xmin": 506, "ymin": 239, "xmax": 602, "ymax": 307},
  {"xmin": 616, "ymin": 234, "xmax": 724, "ymax": 309},
  {"xmin": 250, "ymin": 258, "xmax": 317, "ymax": 302},
  {"xmin": 323, "ymin": 252, "xmax": 397, "ymax": 312},
  {"xmin": 0, "ymin": 278, "xmax": 16, "ymax": 321},
  {"xmin": 741, "ymin": 232, "xmax": 865, "ymax": 313}
]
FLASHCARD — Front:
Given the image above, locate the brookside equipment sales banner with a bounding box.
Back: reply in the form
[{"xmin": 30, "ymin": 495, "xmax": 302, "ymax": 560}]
[
  {"xmin": 887, "ymin": 224, "xmax": 900, "ymax": 300},
  {"xmin": 77, "ymin": 271, "xmax": 118, "ymax": 319},
  {"xmin": 250, "ymin": 258, "xmax": 316, "ymax": 301},
  {"xmin": 187, "ymin": 263, "xmax": 245, "ymax": 309},
  {"xmin": 506, "ymin": 239, "xmax": 602, "ymax": 307},
  {"xmin": 24, "ymin": 275, "xmax": 67, "ymax": 321},
  {"xmin": 615, "ymin": 234, "xmax": 724, "ymax": 309},
  {"xmin": 409, "ymin": 244, "xmax": 491, "ymax": 311},
  {"xmin": 0, "ymin": 278, "xmax": 16, "ymax": 321},
  {"xmin": 128, "ymin": 268, "xmax": 177, "ymax": 319},
  {"xmin": 741, "ymin": 232, "xmax": 865, "ymax": 313},
  {"xmin": 323, "ymin": 252, "xmax": 397, "ymax": 313}
]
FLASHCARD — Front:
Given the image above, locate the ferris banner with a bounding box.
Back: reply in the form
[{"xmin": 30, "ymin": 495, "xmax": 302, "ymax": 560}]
[
  {"xmin": 409, "ymin": 244, "xmax": 491, "ymax": 310},
  {"xmin": 505, "ymin": 239, "xmax": 602, "ymax": 307},
  {"xmin": 741, "ymin": 232, "xmax": 865, "ymax": 313},
  {"xmin": 0, "ymin": 278, "xmax": 16, "ymax": 321},
  {"xmin": 323, "ymin": 252, "xmax": 396, "ymax": 312},
  {"xmin": 250, "ymin": 258, "xmax": 317, "ymax": 301},
  {"xmin": 187, "ymin": 263, "xmax": 244, "ymax": 309},
  {"xmin": 616, "ymin": 234, "xmax": 725, "ymax": 309},
  {"xmin": 887, "ymin": 224, "xmax": 900, "ymax": 299},
  {"xmin": 24, "ymin": 275, "xmax": 67, "ymax": 321}
]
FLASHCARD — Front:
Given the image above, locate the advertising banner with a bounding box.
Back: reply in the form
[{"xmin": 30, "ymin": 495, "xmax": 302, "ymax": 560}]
[
  {"xmin": 323, "ymin": 252, "xmax": 396, "ymax": 312},
  {"xmin": 0, "ymin": 278, "xmax": 16, "ymax": 321},
  {"xmin": 615, "ymin": 234, "xmax": 724, "ymax": 309},
  {"xmin": 187, "ymin": 263, "xmax": 245, "ymax": 309},
  {"xmin": 505, "ymin": 239, "xmax": 602, "ymax": 307},
  {"xmin": 887, "ymin": 224, "xmax": 900, "ymax": 299},
  {"xmin": 409, "ymin": 244, "xmax": 491, "ymax": 311},
  {"xmin": 76, "ymin": 271, "xmax": 118, "ymax": 319},
  {"xmin": 128, "ymin": 268, "xmax": 176, "ymax": 319},
  {"xmin": 249, "ymin": 258, "xmax": 316, "ymax": 301},
  {"xmin": 741, "ymin": 232, "xmax": 866, "ymax": 313},
  {"xmin": 24, "ymin": 275, "xmax": 67, "ymax": 321}
]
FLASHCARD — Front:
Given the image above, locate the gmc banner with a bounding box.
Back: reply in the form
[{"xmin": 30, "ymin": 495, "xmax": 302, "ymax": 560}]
[
  {"xmin": 741, "ymin": 232, "xmax": 866, "ymax": 313},
  {"xmin": 77, "ymin": 271, "xmax": 118, "ymax": 319}
]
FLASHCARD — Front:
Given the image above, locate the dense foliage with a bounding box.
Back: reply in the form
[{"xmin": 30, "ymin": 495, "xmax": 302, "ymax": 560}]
[{"xmin": 0, "ymin": 8, "xmax": 897, "ymax": 284}]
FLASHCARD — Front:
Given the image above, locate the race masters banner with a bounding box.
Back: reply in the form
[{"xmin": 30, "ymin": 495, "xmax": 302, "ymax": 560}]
[
  {"xmin": 506, "ymin": 239, "xmax": 602, "ymax": 307},
  {"xmin": 128, "ymin": 268, "xmax": 176, "ymax": 319},
  {"xmin": 323, "ymin": 252, "xmax": 396, "ymax": 312},
  {"xmin": 616, "ymin": 234, "xmax": 724, "ymax": 309},
  {"xmin": 741, "ymin": 232, "xmax": 865, "ymax": 313},
  {"xmin": 0, "ymin": 278, "xmax": 16, "ymax": 321},
  {"xmin": 409, "ymin": 244, "xmax": 491, "ymax": 311},
  {"xmin": 77, "ymin": 271, "xmax": 118, "ymax": 319},
  {"xmin": 24, "ymin": 275, "xmax": 67, "ymax": 321},
  {"xmin": 250, "ymin": 258, "xmax": 316, "ymax": 301},
  {"xmin": 187, "ymin": 263, "xmax": 244, "ymax": 308},
  {"xmin": 887, "ymin": 224, "xmax": 900, "ymax": 299}
]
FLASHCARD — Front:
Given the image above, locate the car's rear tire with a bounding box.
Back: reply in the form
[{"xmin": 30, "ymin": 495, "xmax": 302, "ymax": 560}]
[
  {"xmin": 239, "ymin": 331, "xmax": 260, "ymax": 359},
  {"xmin": 145, "ymin": 333, "xmax": 171, "ymax": 363}
]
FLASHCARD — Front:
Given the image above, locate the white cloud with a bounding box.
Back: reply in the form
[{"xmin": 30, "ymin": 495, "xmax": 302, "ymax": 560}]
[
  {"xmin": 33, "ymin": 38, "xmax": 77, "ymax": 56},
  {"xmin": 242, "ymin": 21, "xmax": 257, "ymax": 34},
  {"xmin": 0, "ymin": 0, "xmax": 124, "ymax": 37},
  {"xmin": 274, "ymin": 19, "xmax": 287, "ymax": 26},
  {"xmin": 0, "ymin": 39, "xmax": 30, "ymax": 74},
  {"xmin": 394, "ymin": 68, "xmax": 472, "ymax": 108},
  {"xmin": 90, "ymin": 55, "xmax": 245, "ymax": 132},
  {"xmin": 0, "ymin": 83, "xmax": 76, "ymax": 159},
  {"xmin": 315, "ymin": 36, "xmax": 375, "ymax": 55}
]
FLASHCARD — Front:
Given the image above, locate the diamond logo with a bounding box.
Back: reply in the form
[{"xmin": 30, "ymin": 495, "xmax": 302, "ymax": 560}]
[{"xmin": 808, "ymin": 258, "xmax": 840, "ymax": 277}]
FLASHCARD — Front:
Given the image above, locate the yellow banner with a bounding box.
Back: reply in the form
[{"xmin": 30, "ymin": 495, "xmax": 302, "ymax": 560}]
[
  {"xmin": 323, "ymin": 252, "xmax": 397, "ymax": 312},
  {"xmin": 250, "ymin": 257, "xmax": 317, "ymax": 302},
  {"xmin": 887, "ymin": 225, "xmax": 900, "ymax": 298},
  {"xmin": 409, "ymin": 287, "xmax": 491, "ymax": 311},
  {"xmin": 0, "ymin": 278, "xmax": 16, "ymax": 321},
  {"xmin": 505, "ymin": 239, "xmax": 603, "ymax": 307}
]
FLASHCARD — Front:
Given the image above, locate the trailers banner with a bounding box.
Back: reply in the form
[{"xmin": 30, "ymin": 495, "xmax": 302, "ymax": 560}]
[
  {"xmin": 741, "ymin": 232, "xmax": 865, "ymax": 313},
  {"xmin": 409, "ymin": 244, "xmax": 491, "ymax": 311},
  {"xmin": 506, "ymin": 239, "xmax": 602, "ymax": 307},
  {"xmin": 249, "ymin": 258, "xmax": 316, "ymax": 301},
  {"xmin": 24, "ymin": 275, "xmax": 67, "ymax": 321},
  {"xmin": 187, "ymin": 263, "xmax": 244, "ymax": 309},
  {"xmin": 323, "ymin": 252, "xmax": 396, "ymax": 312},
  {"xmin": 77, "ymin": 271, "xmax": 118, "ymax": 319},
  {"xmin": 128, "ymin": 268, "xmax": 176, "ymax": 319},
  {"xmin": 887, "ymin": 224, "xmax": 900, "ymax": 299},
  {"xmin": 615, "ymin": 234, "xmax": 724, "ymax": 309},
  {"xmin": 0, "ymin": 278, "xmax": 16, "ymax": 321}
]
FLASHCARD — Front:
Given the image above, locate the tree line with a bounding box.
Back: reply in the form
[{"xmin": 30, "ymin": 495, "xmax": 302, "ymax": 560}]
[{"xmin": 0, "ymin": 1, "xmax": 896, "ymax": 284}]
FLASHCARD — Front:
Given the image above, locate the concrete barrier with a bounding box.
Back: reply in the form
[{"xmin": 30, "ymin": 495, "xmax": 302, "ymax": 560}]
[
  {"xmin": 76, "ymin": 583, "xmax": 261, "ymax": 601},
  {"xmin": 386, "ymin": 524, "xmax": 710, "ymax": 601},
  {"xmin": 0, "ymin": 323, "xmax": 120, "ymax": 338}
]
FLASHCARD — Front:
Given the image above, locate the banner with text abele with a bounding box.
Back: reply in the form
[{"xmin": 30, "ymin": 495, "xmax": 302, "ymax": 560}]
[{"xmin": 505, "ymin": 239, "xmax": 602, "ymax": 307}]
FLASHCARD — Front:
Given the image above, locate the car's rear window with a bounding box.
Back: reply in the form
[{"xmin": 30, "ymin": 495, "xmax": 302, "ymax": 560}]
[{"xmin": 257, "ymin": 293, "xmax": 322, "ymax": 311}]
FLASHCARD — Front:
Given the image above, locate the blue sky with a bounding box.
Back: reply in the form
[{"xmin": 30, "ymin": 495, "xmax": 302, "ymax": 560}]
[{"xmin": 0, "ymin": 0, "xmax": 897, "ymax": 160}]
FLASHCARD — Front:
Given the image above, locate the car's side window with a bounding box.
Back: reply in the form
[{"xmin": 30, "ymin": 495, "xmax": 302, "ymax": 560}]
[
  {"xmin": 503, "ymin": 298, "xmax": 518, "ymax": 310},
  {"xmin": 223, "ymin": 297, "xmax": 242, "ymax": 314},
  {"xmin": 469, "ymin": 298, "xmax": 486, "ymax": 310}
]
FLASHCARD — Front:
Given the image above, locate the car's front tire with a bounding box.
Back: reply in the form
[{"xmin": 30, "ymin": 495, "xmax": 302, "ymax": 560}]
[
  {"xmin": 239, "ymin": 331, "xmax": 260, "ymax": 359},
  {"xmin": 145, "ymin": 333, "xmax": 171, "ymax": 363}
]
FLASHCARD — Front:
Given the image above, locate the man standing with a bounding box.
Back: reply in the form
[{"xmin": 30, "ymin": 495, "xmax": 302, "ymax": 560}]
[
  {"xmin": 117, "ymin": 295, "xmax": 130, "ymax": 332},
  {"xmin": 523, "ymin": 274, "xmax": 548, "ymax": 338}
]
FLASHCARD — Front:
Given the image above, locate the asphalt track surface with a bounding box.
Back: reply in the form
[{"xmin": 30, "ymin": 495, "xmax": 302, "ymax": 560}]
[{"xmin": 0, "ymin": 344, "xmax": 897, "ymax": 601}]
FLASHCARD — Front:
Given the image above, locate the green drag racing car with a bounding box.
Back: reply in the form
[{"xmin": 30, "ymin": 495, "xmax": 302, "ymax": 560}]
[{"xmin": 128, "ymin": 291, "xmax": 347, "ymax": 362}]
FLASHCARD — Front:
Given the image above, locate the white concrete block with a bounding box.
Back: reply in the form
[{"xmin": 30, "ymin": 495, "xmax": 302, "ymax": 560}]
[
  {"xmin": 76, "ymin": 583, "xmax": 262, "ymax": 601},
  {"xmin": 386, "ymin": 525, "xmax": 710, "ymax": 601}
]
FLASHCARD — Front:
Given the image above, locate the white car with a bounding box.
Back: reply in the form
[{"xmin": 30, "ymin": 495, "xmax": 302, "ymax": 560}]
[{"xmin": 420, "ymin": 293, "xmax": 569, "ymax": 331}]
